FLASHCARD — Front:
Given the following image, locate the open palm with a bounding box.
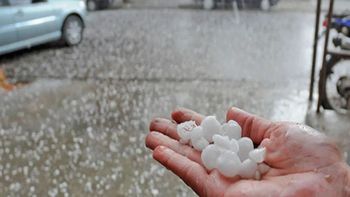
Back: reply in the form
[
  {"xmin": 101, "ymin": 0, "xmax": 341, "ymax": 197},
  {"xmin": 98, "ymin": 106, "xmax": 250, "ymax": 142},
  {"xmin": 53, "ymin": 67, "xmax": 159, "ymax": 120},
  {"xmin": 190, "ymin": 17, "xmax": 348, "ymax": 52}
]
[{"xmin": 145, "ymin": 107, "xmax": 350, "ymax": 197}]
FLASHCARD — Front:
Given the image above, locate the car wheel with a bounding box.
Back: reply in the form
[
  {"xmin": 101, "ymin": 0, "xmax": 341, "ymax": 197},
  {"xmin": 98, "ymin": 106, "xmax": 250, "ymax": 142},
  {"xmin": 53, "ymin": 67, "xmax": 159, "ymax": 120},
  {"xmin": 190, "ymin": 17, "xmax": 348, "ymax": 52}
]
[
  {"xmin": 204, "ymin": 0, "xmax": 214, "ymax": 10},
  {"xmin": 322, "ymin": 56, "xmax": 350, "ymax": 113},
  {"xmin": 87, "ymin": 0, "xmax": 97, "ymax": 11},
  {"xmin": 62, "ymin": 15, "xmax": 84, "ymax": 46},
  {"xmin": 260, "ymin": 0, "xmax": 270, "ymax": 11}
]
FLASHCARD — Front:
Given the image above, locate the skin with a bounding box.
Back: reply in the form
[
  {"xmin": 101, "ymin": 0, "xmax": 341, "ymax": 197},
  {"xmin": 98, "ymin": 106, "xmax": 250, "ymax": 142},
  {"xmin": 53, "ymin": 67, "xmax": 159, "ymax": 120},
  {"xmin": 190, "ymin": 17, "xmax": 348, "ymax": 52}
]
[{"xmin": 145, "ymin": 107, "xmax": 350, "ymax": 197}]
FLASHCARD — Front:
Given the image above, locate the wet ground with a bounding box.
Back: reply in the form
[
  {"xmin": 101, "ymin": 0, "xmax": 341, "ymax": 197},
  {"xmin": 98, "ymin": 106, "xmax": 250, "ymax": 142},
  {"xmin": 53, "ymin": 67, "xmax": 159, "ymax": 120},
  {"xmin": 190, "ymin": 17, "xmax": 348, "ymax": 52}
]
[{"xmin": 0, "ymin": 6, "xmax": 347, "ymax": 196}]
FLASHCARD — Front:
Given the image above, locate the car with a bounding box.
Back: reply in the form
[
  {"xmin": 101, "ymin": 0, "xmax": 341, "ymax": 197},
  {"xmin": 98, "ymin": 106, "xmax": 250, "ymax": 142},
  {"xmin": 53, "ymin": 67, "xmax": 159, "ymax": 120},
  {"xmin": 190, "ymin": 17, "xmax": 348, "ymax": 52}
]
[
  {"xmin": 202, "ymin": 0, "xmax": 279, "ymax": 10},
  {"xmin": 86, "ymin": 0, "xmax": 113, "ymax": 11},
  {"xmin": 0, "ymin": 0, "xmax": 87, "ymax": 55}
]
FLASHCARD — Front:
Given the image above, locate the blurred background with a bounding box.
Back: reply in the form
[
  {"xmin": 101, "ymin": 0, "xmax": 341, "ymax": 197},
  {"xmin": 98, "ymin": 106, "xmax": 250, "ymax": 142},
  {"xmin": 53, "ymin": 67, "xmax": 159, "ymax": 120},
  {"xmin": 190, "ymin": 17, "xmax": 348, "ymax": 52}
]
[{"xmin": 0, "ymin": 0, "xmax": 350, "ymax": 196}]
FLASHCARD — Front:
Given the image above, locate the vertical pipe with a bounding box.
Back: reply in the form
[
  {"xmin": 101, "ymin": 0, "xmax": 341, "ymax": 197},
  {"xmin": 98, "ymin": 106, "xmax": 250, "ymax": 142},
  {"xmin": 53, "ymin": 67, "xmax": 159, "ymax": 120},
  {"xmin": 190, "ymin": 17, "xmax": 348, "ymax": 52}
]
[
  {"xmin": 309, "ymin": 0, "xmax": 322, "ymax": 101},
  {"xmin": 317, "ymin": 0, "xmax": 335, "ymax": 113}
]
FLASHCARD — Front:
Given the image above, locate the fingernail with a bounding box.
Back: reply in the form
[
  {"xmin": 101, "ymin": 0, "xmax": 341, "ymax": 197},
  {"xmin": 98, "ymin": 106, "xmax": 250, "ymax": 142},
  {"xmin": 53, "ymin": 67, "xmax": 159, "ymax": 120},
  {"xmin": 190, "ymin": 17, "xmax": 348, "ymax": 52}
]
[
  {"xmin": 157, "ymin": 145, "xmax": 167, "ymax": 151},
  {"xmin": 150, "ymin": 118, "xmax": 162, "ymax": 131},
  {"xmin": 158, "ymin": 146, "xmax": 173, "ymax": 154},
  {"xmin": 152, "ymin": 118, "xmax": 162, "ymax": 124},
  {"xmin": 150, "ymin": 131, "xmax": 161, "ymax": 136}
]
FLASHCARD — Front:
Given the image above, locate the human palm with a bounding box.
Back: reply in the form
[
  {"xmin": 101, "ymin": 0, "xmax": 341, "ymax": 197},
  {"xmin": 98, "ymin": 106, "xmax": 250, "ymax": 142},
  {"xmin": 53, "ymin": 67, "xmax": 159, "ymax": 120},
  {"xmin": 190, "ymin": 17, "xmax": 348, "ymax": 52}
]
[{"xmin": 145, "ymin": 107, "xmax": 350, "ymax": 197}]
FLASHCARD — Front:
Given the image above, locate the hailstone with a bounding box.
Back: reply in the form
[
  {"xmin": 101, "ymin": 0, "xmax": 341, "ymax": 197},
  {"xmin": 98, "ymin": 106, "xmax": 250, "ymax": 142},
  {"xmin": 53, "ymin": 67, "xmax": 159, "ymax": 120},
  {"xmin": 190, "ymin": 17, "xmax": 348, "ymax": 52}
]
[
  {"xmin": 176, "ymin": 116, "xmax": 270, "ymax": 180},
  {"xmin": 212, "ymin": 135, "xmax": 231, "ymax": 150},
  {"xmin": 249, "ymin": 147, "xmax": 266, "ymax": 163},
  {"xmin": 217, "ymin": 150, "xmax": 241, "ymax": 177},
  {"xmin": 229, "ymin": 139, "xmax": 239, "ymax": 153},
  {"xmin": 201, "ymin": 144, "xmax": 221, "ymax": 170},
  {"xmin": 239, "ymin": 159, "xmax": 257, "ymax": 179},
  {"xmin": 177, "ymin": 121, "xmax": 196, "ymax": 141},
  {"xmin": 200, "ymin": 116, "xmax": 222, "ymax": 142},
  {"xmin": 238, "ymin": 137, "xmax": 254, "ymax": 161},
  {"xmin": 222, "ymin": 120, "xmax": 242, "ymax": 140},
  {"xmin": 192, "ymin": 137, "xmax": 209, "ymax": 151},
  {"xmin": 190, "ymin": 126, "xmax": 204, "ymax": 142}
]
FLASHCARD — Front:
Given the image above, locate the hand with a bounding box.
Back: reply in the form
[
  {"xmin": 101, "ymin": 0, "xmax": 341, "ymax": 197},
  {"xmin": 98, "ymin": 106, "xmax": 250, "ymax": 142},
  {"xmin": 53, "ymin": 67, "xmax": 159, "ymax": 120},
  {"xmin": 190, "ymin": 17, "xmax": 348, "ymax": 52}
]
[{"xmin": 145, "ymin": 107, "xmax": 350, "ymax": 197}]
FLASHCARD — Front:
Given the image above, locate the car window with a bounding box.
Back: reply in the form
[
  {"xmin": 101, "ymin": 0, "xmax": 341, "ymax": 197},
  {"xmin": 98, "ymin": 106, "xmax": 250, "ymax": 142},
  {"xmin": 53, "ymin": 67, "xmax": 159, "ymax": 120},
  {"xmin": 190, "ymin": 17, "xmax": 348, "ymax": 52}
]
[{"xmin": 8, "ymin": 0, "xmax": 31, "ymax": 5}]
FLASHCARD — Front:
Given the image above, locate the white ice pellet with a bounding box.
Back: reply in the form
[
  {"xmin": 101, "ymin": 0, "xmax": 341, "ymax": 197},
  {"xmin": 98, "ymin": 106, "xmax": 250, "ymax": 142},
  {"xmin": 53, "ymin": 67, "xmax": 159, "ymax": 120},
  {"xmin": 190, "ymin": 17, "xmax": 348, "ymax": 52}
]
[
  {"xmin": 190, "ymin": 126, "xmax": 204, "ymax": 142},
  {"xmin": 84, "ymin": 182, "xmax": 93, "ymax": 193},
  {"xmin": 217, "ymin": 150, "xmax": 241, "ymax": 177},
  {"xmin": 249, "ymin": 148, "xmax": 266, "ymax": 163},
  {"xmin": 177, "ymin": 117, "xmax": 270, "ymax": 180},
  {"xmin": 201, "ymin": 144, "xmax": 221, "ymax": 170},
  {"xmin": 230, "ymin": 139, "xmax": 239, "ymax": 153},
  {"xmin": 192, "ymin": 137, "xmax": 209, "ymax": 151},
  {"xmin": 9, "ymin": 182, "xmax": 21, "ymax": 192},
  {"xmin": 177, "ymin": 121, "xmax": 197, "ymax": 141},
  {"xmin": 221, "ymin": 120, "xmax": 242, "ymax": 140},
  {"xmin": 239, "ymin": 159, "xmax": 257, "ymax": 179},
  {"xmin": 212, "ymin": 135, "xmax": 231, "ymax": 150},
  {"xmin": 238, "ymin": 137, "xmax": 254, "ymax": 161},
  {"xmin": 200, "ymin": 116, "xmax": 222, "ymax": 142},
  {"xmin": 258, "ymin": 163, "xmax": 270, "ymax": 175}
]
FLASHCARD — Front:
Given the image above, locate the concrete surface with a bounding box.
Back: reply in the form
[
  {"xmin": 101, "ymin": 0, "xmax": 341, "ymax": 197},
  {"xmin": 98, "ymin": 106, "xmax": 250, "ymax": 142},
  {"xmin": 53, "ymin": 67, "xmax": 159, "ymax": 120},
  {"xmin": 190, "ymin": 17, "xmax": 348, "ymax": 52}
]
[{"xmin": 124, "ymin": 0, "xmax": 350, "ymax": 13}]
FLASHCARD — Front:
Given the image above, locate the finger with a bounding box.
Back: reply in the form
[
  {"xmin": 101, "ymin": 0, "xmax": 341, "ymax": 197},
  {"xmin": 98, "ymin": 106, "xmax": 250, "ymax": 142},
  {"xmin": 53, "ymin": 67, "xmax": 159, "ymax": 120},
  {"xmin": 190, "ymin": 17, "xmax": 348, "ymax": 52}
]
[
  {"xmin": 226, "ymin": 107, "xmax": 274, "ymax": 144},
  {"xmin": 145, "ymin": 132, "xmax": 202, "ymax": 165},
  {"xmin": 171, "ymin": 107, "xmax": 205, "ymax": 125},
  {"xmin": 153, "ymin": 146, "xmax": 208, "ymax": 196},
  {"xmin": 149, "ymin": 118, "xmax": 180, "ymax": 140}
]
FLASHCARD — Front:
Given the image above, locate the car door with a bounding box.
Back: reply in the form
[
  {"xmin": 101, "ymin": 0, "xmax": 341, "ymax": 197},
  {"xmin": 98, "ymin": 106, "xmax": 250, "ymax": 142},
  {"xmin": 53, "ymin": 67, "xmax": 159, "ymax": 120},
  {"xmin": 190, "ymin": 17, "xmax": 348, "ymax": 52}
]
[
  {"xmin": 0, "ymin": 0, "xmax": 18, "ymax": 47},
  {"xmin": 11, "ymin": 0, "xmax": 56, "ymax": 42}
]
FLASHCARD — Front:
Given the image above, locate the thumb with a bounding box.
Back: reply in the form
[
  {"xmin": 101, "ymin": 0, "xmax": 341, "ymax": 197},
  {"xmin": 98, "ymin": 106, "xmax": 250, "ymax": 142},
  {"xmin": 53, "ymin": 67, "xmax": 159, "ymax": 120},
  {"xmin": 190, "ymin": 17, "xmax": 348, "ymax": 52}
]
[{"xmin": 226, "ymin": 107, "xmax": 274, "ymax": 144}]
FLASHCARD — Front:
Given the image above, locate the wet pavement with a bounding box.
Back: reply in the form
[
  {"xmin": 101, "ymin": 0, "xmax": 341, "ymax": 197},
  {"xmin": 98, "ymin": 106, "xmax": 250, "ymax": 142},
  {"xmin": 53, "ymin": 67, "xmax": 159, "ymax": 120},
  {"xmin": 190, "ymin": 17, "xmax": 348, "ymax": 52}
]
[{"xmin": 0, "ymin": 7, "xmax": 347, "ymax": 196}]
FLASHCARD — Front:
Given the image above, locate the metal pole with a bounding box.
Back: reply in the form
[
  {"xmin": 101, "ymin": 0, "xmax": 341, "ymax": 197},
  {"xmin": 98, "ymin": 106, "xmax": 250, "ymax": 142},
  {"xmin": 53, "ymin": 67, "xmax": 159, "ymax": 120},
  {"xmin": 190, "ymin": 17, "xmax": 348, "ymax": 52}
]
[
  {"xmin": 309, "ymin": 0, "xmax": 322, "ymax": 101},
  {"xmin": 317, "ymin": 0, "xmax": 335, "ymax": 112}
]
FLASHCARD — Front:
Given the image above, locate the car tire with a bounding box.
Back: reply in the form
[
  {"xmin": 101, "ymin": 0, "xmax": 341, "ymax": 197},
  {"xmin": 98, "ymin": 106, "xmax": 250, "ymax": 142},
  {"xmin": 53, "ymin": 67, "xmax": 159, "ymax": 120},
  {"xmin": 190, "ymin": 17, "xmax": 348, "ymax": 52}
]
[
  {"xmin": 320, "ymin": 56, "xmax": 340, "ymax": 110},
  {"xmin": 203, "ymin": 0, "xmax": 215, "ymax": 10},
  {"xmin": 62, "ymin": 15, "xmax": 84, "ymax": 46},
  {"xmin": 87, "ymin": 0, "xmax": 97, "ymax": 11}
]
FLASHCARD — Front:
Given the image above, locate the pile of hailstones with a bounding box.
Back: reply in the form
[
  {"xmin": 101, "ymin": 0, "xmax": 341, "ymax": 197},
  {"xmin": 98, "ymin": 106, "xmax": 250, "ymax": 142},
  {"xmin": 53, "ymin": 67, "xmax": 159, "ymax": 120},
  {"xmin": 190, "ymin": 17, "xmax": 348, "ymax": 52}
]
[{"xmin": 177, "ymin": 116, "xmax": 270, "ymax": 180}]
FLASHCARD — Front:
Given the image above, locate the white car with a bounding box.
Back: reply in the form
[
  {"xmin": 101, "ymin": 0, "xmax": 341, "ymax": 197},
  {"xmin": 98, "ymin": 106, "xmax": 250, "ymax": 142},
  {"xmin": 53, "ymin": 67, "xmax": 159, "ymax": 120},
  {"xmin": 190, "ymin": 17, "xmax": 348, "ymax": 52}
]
[{"xmin": 202, "ymin": 0, "xmax": 279, "ymax": 10}]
